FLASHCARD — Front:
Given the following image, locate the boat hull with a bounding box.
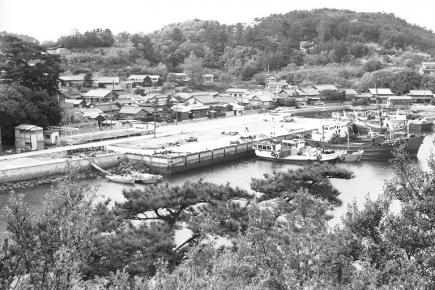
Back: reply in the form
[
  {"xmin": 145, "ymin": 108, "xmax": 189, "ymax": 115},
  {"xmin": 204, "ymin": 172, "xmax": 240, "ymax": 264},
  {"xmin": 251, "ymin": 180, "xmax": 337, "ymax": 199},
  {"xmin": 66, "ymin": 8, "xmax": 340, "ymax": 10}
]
[
  {"xmin": 308, "ymin": 135, "xmax": 424, "ymax": 161},
  {"xmin": 254, "ymin": 149, "xmax": 339, "ymax": 164}
]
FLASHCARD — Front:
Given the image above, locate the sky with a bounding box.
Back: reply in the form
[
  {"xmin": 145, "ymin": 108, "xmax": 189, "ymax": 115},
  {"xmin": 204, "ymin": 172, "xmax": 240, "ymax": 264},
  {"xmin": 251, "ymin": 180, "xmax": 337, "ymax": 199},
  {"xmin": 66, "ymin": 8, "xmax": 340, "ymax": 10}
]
[{"xmin": 1, "ymin": 0, "xmax": 435, "ymax": 42}]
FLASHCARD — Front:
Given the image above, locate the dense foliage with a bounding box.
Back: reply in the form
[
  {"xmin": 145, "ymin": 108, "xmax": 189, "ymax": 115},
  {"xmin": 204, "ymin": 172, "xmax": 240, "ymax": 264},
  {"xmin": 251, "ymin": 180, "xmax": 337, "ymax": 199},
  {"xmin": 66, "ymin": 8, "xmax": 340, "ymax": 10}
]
[
  {"xmin": 53, "ymin": 9, "xmax": 435, "ymax": 90},
  {"xmin": 58, "ymin": 28, "xmax": 115, "ymax": 49},
  {"xmin": 0, "ymin": 35, "xmax": 62, "ymax": 146},
  {"xmin": 3, "ymin": 154, "xmax": 435, "ymax": 288}
]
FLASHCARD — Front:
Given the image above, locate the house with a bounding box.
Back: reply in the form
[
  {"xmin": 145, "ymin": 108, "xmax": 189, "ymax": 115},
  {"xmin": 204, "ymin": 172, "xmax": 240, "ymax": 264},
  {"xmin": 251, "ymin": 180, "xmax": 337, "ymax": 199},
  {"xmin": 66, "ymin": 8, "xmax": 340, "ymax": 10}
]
[
  {"xmin": 104, "ymin": 84, "xmax": 124, "ymax": 92},
  {"xmin": 171, "ymin": 103, "xmax": 210, "ymax": 120},
  {"xmin": 95, "ymin": 103, "xmax": 120, "ymax": 115},
  {"xmin": 144, "ymin": 94, "xmax": 178, "ymax": 110},
  {"xmin": 127, "ymin": 75, "xmax": 160, "ymax": 87},
  {"xmin": 248, "ymin": 91, "xmax": 274, "ymax": 108},
  {"xmin": 407, "ymin": 90, "xmax": 434, "ymax": 103},
  {"xmin": 265, "ymin": 76, "xmax": 277, "ymax": 83},
  {"xmin": 186, "ymin": 94, "xmax": 220, "ymax": 107},
  {"xmin": 265, "ymin": 80, "xmax": 291, "ymax": 92},
  {"xmin": 419, "ymin": 62, "xmax": 435, "ymax": 76},
  {"xmin": 82, "ymin": 89, "xmax": 117, "ymax": 104},
  {"xmin": 94, "ymin": 76, "xmax": 120, "ymax": 88},
  {"xmin": 59, "ymin": 74, "xmax": 85, "ymax": 88},
  {"xmin": 295, "ymin": 87, "xmax": 320, "ymax": 102},
  {"xmin": 173, "ymin": 73, "xmax": 189, "ymax": 82},
  {"xmin": 64, "ymin": 99, "xmax": 85, "ymax": 108},
  {"xmin": 15, "ymin": 124, "xmax": 44, "ymax": 151},
  {"xmin": 369, "ymin": 88, "xmax": 394, "ymax": 103},
  {"xmin": 203, "ymin": 74, "xmax": 214, "ymax": 82},
  {"xmin": 225, "ymin": 88, "xmax": 250, "ymax": 99},
  {"xmin": 79, "ymin": 108, "xmax": 104, "ymax": 119},
  {"xmin": 300, "ymin": 41, "xmax": 314, "ymax": 52},
  {"xmin": 118, "ymin": 105, "xmax": 150, "ymax": 120},
  {"xmin": 343, "ymin": 88, "xmax": 358, "ymax": 97},
  {"xmin": 313, "ymin": 84, "xmax": 338, "ymax": 92},
  {"xmin": 386, "ymin": 96, "xmax": 413, "ymax": 109}
]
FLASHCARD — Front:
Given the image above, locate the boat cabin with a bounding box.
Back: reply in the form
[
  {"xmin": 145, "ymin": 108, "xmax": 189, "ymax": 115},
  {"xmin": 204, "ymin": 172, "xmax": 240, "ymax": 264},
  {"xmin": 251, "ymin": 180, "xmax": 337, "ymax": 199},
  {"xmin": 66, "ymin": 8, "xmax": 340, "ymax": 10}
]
[{"xmin": 255, "ymin": 139, "xmax": 305, "ymax": 152}]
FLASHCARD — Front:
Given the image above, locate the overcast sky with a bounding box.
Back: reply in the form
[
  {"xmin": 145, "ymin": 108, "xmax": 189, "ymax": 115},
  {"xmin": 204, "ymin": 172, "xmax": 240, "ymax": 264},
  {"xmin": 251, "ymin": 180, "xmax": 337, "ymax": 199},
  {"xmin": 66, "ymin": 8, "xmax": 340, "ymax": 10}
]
[{"xmin": 1, "ymin": 0, "xmax": 435, "ymax": 42}]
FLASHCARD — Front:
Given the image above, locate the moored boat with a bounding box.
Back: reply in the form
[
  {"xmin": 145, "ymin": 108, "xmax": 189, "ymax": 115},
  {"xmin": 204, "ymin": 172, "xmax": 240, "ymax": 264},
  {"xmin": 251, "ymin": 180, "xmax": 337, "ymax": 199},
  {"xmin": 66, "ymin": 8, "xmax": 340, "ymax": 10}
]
[
  {"xmin": 254, "ymin": 139, "xmax": 341, "ymax": 164},
  {"xmin": 105, "ymin": 174, "xmax": 136, "ymax": 184},
  {"xmin": 130, "ymin": 171, "xmax": 162, "ymax": 184},
  {"xmin": 309, "ymin": 135, "xmax": 424, "ymax": 161}
]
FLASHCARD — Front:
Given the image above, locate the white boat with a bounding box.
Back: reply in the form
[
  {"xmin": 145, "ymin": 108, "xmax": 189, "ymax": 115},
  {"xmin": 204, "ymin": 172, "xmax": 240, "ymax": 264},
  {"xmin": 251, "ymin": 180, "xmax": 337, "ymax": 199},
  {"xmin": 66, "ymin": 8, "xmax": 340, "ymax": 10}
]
[
  {"xmin": 105, "ymin": 174, "xmax": 136, "ymax": 184},
  {"xmin": 254, "ymin": 139, "xmax": 341, "ymax": 164},
  {"xmin": 130, "ymin": 171, "xmax": 162, "ymax": 184}
]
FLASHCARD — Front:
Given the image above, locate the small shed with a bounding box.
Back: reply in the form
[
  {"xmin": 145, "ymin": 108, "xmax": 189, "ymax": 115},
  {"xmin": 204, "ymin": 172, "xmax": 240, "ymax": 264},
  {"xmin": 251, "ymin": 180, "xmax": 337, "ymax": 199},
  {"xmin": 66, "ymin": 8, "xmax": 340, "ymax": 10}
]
[
  {"xmin": 44, "ymin": 129, "xmax": 60, "ymax": 145},
  {"xmin": 15, "ymin": 124, "xmax": 44, "ymax": 151}
]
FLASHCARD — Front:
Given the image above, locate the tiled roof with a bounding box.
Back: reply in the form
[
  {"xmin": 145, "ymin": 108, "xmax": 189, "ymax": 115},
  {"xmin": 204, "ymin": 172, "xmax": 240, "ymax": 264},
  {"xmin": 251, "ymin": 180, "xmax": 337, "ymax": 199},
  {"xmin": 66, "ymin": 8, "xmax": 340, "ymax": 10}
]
[
  {"xmin": 119, "ymin": 106, "xmax": 147, "ymax": 115},
  {"xmin": 408, "ymin": 90, "xmax": 433, "ymax": 96},
  {"xmin": 96, "ymin": 76, "xmax": 119, "ymax": 84},
  {"xmin": 313, "ymin": 84, "xmax": 338, "ymax": 91},
  {"xmin": 59, "ymin": 74, "xmax": 85, "ymax": 81},
  {"xmin": 369, "ymin": 88, "xmax": 393, "ymax": 95},
  {"xmin": 299, "ymin": 87, "xmax": 320, "ymax": 96},
  {"xmin": 82, "ymin": 89, "xmax": 112, "ymax": 98},
  {"xmin": 96, "ymin": 103, "xmax": 120, "ymax": 112}
]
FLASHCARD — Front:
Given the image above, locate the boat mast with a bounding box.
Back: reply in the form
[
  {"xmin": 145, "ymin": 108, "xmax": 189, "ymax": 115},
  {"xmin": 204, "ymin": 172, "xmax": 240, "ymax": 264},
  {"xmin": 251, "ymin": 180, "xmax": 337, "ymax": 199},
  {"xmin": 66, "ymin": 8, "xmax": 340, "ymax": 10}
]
[
  {"xmin": 322, "ymin": 125, "xmax": 325, "ymax": 153},
  {"xmin": 375, "ymin": 85, "xmax": 382, "ymax": 133}
]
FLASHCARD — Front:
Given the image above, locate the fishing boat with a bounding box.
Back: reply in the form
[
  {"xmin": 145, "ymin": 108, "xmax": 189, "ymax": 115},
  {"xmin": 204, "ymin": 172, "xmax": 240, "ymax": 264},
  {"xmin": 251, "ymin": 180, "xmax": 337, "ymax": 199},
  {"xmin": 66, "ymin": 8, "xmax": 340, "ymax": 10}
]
[
  {"xmin": 309, "ymin": 133, "xmax": 424, "ymax": 161},
  {"xmin": 105, "ymin": 174, "xmax": 136, "ymax": 184},
  {"xmin": 254, "ymin": 138, "xmax": 341, "ymax": 164},
  {"xmin": 308, "ymin": 117, "xmax": 424, "ymax": 161}
]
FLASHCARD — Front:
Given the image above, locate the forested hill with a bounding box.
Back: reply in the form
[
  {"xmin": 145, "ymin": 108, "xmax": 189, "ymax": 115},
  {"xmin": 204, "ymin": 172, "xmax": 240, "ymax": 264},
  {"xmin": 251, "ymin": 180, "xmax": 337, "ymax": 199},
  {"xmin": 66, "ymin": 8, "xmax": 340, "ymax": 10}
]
[{"xmin": 53, "ymin": 9, "xmax": 435, "ymax": 81}]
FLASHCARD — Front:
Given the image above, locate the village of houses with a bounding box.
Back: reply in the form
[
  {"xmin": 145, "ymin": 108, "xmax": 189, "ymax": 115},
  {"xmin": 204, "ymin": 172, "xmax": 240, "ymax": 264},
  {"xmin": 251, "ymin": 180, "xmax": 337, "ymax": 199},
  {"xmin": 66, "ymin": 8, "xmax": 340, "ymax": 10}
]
[{"xmin": 3, "ymin": 61, "xmax": 435, "ymax": 154}]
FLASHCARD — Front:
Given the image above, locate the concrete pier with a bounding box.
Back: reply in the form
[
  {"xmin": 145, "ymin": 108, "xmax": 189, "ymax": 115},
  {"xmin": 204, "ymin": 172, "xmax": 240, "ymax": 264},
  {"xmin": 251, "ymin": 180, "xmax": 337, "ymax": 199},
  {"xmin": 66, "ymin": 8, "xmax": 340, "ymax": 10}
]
[{"xmin": 0, "ymin": 113, "xmax": 324, "ymax": 182}]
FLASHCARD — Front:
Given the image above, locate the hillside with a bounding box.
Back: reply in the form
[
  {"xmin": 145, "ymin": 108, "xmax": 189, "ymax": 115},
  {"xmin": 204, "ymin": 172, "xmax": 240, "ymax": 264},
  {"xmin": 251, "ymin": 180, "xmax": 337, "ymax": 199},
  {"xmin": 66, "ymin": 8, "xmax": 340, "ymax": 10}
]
[{"xmin": 54, "ymin": 8, "xmax": 435, "ymax": 88}]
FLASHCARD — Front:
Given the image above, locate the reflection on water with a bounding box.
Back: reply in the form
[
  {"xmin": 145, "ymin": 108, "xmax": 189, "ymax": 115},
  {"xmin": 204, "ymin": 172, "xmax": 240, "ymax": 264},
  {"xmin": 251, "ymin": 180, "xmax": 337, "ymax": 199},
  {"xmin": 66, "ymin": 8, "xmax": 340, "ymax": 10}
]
[{"xmin": 1, "ymin": 134, "xmax": 433, "ymax": 235}]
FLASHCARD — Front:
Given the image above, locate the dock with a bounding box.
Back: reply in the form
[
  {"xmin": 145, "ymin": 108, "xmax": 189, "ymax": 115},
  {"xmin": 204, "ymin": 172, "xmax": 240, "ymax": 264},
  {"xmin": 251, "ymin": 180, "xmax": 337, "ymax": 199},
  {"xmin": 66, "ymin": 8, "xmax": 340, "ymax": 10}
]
[{"xmin": 0, "ymin": 113, "xmax": 324, "ymax": 182}]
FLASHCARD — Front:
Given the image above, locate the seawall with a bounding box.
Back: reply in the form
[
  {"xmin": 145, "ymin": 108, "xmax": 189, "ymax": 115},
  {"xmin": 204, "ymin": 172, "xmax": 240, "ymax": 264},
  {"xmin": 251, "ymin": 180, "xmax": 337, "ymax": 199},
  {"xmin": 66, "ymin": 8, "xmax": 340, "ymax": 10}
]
[{"xmin": 0, "ymin": 153, "xmax": 126, "ymax": 184}]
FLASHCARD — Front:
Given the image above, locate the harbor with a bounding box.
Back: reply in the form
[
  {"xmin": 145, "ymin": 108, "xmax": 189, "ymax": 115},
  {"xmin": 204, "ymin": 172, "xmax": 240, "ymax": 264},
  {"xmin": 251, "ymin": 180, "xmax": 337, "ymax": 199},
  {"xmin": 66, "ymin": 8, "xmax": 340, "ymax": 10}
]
[
  {"xmin": 0, "ymin": 113, "xmax": 321, "ymax": 184},
  {"xmin": 0, "ymin": 106, "xmax": 432, "ymax": 185}
]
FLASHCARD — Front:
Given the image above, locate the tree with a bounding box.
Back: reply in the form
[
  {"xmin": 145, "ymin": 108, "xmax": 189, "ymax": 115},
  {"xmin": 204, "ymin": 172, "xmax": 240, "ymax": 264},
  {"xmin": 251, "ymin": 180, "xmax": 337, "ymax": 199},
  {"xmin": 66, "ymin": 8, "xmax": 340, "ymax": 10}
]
[
  {"xmin": 182, "ymin": 52, "xmax": 204, "ymax": 89},
  {"xmin": 131, "ymin": 34, "xmax": 156, "ymax": 63},
  {"xmin": 0, "ymin": 170, "xmax": 100, "ymax": 288},
  {"xmin": 0, "ymin": 84, "xmax": 61, "ymax": 146},
  {"xmin": 83, "ymin": 72, "xmax": 93, "ymax": 88},
  {"xmin": 0, "ymin": 35, "xmax": 62, "ymax": 95},
  {"xmin": 142, "ymin": 76, "xmax": 153, "ymax": 87},
  {"xmin": 390, "ymin": 69, "xmax": 422, "ymax": 95},
  {"xmin": 251, "ymin": 163, "xmax": 353, "ymax": 206}
]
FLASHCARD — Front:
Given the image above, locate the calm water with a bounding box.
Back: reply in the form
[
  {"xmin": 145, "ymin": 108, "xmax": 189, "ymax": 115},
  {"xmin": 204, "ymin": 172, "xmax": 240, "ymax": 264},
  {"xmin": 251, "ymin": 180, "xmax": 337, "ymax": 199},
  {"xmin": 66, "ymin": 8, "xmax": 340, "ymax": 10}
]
[{"xmin": 1, "ymin": 134, "xmax": 433, "ymax": 235}]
